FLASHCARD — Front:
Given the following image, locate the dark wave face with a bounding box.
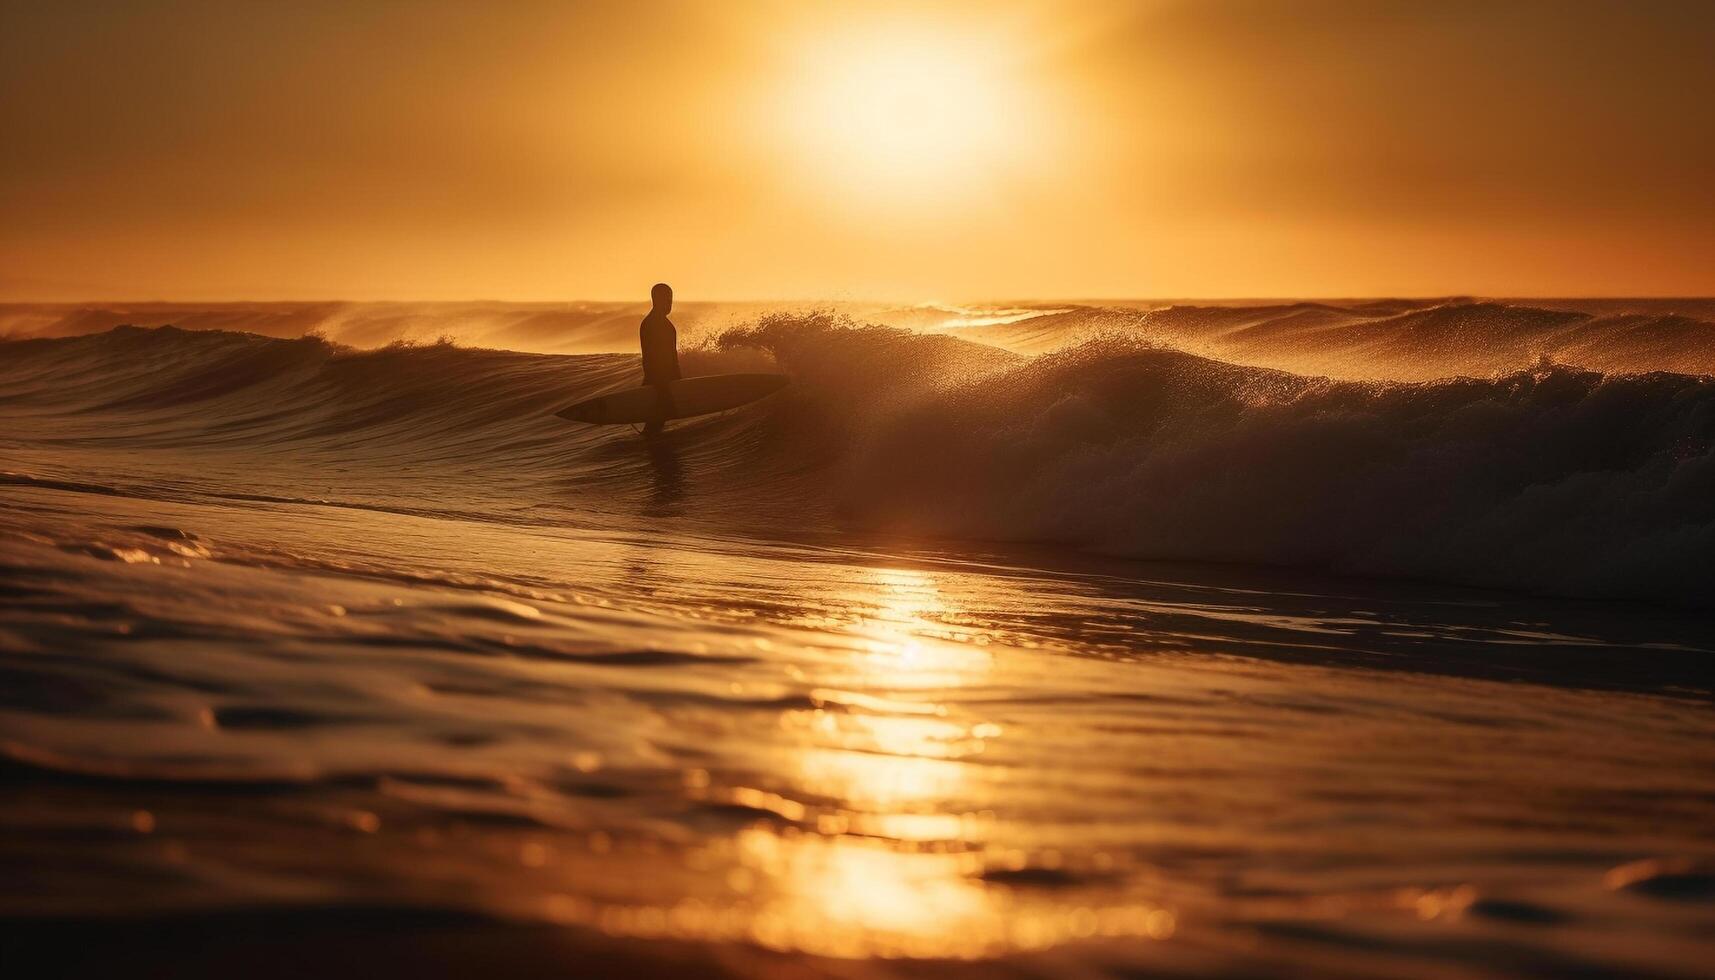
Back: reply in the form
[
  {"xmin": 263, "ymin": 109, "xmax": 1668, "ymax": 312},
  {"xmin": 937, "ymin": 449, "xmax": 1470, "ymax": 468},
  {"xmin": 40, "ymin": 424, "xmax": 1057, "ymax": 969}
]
[{"xmin": 4, "ymin": 305, "xmax": 1711, "ymax": 604}]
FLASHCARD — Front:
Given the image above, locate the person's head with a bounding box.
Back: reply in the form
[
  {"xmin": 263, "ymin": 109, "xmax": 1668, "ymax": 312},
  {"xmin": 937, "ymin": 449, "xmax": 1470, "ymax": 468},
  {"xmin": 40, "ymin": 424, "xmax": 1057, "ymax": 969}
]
[{"xmin": 651, "ymin": 282, "xmax": 672, "ymax": 313}]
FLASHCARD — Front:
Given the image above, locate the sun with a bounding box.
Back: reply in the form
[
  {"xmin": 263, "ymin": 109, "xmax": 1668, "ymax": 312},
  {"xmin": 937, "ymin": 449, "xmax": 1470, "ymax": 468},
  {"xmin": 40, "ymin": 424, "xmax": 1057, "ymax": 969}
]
[
  {"xmin": 772, "ymin": 24, "xmax": 1044, "ymax": 208},
  {"xmin": 795, "ymin": 36, "xmax": 1012, "ymax": 184}
]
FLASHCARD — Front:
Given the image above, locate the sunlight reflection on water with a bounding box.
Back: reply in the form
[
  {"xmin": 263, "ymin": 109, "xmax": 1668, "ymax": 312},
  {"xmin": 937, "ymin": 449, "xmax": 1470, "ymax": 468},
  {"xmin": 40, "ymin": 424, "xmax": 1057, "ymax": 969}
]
[{"xmin": 665, "ymin": 564, "xmax": 1174, "ymax": 958}]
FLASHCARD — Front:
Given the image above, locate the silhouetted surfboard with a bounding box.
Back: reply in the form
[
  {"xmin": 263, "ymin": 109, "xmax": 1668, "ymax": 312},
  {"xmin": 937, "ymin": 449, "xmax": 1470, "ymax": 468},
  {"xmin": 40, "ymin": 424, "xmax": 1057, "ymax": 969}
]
[{"xmin": 554, "ymin": 373, "xmax": 789, "ymax": 424}]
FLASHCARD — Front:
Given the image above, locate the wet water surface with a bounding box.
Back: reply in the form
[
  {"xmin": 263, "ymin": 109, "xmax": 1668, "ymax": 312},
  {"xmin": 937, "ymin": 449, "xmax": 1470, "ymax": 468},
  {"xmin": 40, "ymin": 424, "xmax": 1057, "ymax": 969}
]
[{"xmin": 3, "ymin": 484, "xmax": 1712, "ymax": 978}]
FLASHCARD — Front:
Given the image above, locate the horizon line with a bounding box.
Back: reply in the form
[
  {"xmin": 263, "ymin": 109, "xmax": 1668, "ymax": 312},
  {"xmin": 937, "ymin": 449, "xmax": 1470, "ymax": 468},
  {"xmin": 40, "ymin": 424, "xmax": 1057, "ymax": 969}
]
[{"xmin": 4, "ymin": 293, "xmax": 1715, "ymax": 306}]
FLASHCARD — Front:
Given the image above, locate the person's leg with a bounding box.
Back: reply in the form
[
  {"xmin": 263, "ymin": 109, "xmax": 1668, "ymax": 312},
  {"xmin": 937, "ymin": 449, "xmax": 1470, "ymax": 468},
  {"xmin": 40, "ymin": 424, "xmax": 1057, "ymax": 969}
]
[{"xmin": 643, "ymin": 382, "xmax": 674, "ymax": 436}]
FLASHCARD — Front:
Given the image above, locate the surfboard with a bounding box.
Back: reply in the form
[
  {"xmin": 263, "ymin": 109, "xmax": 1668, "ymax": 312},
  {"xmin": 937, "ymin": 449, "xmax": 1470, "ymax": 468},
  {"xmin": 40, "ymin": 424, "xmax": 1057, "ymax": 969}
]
[{"xmin": 554, "ymin": 373, "xmax": 789, "ymax": 424}]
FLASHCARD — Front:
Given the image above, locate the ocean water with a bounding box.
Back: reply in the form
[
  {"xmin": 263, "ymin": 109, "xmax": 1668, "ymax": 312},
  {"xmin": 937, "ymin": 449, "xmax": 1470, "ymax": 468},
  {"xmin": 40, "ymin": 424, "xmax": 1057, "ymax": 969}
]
[{"xmin": 2, "ymin": 299, "xmax": 1713, "ymax": 978}]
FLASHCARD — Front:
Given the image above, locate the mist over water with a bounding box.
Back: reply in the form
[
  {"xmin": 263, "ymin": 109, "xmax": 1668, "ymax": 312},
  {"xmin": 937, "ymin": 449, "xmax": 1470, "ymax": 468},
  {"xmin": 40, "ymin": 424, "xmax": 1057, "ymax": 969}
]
[{"xmin": 3, "ymin": 299, "xmax": 1714, "ymax": 977}]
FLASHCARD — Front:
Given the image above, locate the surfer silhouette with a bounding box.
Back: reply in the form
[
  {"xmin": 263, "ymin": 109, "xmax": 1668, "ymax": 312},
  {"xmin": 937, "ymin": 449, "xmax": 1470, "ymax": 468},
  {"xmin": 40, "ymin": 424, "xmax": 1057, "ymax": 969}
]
[{"xmin": 640, "ymin": 282, "xmax": 680, "ymax": 435}]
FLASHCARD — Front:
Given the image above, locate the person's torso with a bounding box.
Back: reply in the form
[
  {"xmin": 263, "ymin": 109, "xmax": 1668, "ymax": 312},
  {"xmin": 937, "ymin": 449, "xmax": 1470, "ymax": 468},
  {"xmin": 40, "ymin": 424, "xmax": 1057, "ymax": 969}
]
[{"xmin": 640, "ymin": 313, "xmax": 680, "ymax": 382}]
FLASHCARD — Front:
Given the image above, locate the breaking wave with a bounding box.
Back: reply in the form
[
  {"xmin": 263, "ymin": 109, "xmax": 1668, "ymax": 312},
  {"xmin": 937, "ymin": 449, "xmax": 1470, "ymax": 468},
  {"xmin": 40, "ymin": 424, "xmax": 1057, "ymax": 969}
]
[{"xmin": 3, "ymin": 308, "xmax": 1712, "ymax": 605}]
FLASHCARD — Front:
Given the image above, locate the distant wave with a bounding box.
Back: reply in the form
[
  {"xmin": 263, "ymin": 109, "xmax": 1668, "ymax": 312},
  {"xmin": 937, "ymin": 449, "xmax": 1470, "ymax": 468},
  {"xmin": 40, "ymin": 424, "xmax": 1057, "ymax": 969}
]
[
  {"xmin": 4, "ymin": 315, "xmax": 1712, "ymax": 604},
  {"xmin": 947, "ymin": 299, "xmax": 1715, "ymax": 380},
  {"xmin": 0, "ymin": 300, "xmax": 728, "ymax": 355},
  {"xmin": 10, "ymin": 297, "xmax": 1711, "ymax": 381}
]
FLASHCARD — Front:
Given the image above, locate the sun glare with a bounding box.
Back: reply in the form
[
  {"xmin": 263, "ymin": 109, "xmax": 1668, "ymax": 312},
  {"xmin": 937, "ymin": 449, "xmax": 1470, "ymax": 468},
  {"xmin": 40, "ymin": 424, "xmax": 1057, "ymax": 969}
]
[{"xmin": 774, "ymin": 25, "xmax": 1043, "ymax": 208}]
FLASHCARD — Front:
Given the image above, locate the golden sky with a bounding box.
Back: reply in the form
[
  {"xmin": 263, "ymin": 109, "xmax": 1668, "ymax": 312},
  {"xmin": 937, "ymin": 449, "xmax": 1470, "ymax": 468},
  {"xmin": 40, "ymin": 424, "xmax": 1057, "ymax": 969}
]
[{"xmin": 2, "ymin": 0, "xmax": 1711, "ymax": 301}]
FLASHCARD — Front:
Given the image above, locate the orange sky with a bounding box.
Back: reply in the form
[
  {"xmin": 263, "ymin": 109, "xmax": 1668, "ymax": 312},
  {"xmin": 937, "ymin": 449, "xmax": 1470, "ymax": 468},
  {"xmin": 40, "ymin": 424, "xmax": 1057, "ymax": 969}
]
[{"xmin": 2, "ymin": 0, "xmax": 1712, "ymax": 301}]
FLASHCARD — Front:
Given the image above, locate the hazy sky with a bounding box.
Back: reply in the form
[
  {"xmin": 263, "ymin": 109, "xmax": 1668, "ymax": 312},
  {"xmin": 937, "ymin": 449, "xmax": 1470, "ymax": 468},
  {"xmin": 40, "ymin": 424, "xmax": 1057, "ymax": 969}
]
[{"xmin": 3, "ymin": 0, "xmax": 1712, "ymax": 301}]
